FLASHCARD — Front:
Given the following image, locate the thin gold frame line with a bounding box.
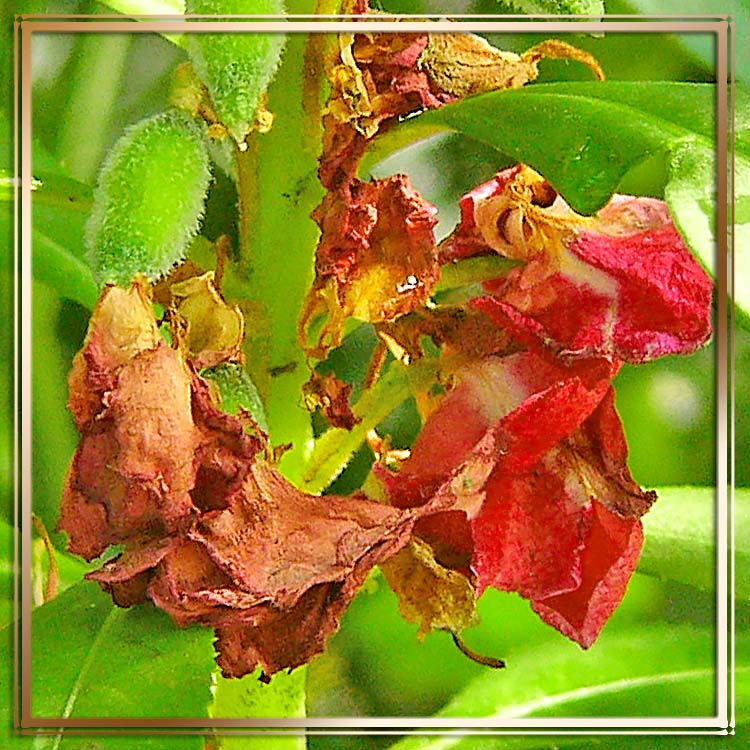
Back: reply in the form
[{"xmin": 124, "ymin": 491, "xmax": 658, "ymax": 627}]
[{"xmin": 16, "ymin": 15, "xmax": 730, "ymax": 733}]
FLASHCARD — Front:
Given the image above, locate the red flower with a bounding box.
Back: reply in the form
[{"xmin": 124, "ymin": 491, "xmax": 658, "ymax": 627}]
[
  {"xmin": 440, "ymin": 165, "xmax": 713, "ymax": 363},
  {"xmin": 383, "ymin": 350, "xmax": 655, "ymax": 648}
]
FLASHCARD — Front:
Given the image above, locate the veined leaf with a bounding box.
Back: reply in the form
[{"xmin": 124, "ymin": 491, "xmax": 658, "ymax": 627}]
[
  {"xmin": 30, "ymin": 583, "xmax": 215, "ymax": 719},
  {"xmin": 1, "ymin": 581, "xmax": 216, "ymax": 749},
  {"xmin": 387, "ymin": 624, "xmax": 723, "ymax": 750},
  {"xmin": 418, "ymin": 81, "xmax": 749, "ymax": 325}
]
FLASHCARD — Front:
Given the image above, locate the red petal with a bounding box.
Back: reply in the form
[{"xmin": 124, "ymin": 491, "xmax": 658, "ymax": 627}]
[
  {"xmin": 531, "ymin": 501, "xmax": 643, "ymax": 648},
  {"xmin": 471, "ymin": 459, "xmax": 592, "ymax": 600},
  {"xmin": 569, "ymin": 217, "xmax": 713, "ymax": 362},
  {"xmin": 442, "ymin": 166, "xmax": 713, "ymax": 362}
]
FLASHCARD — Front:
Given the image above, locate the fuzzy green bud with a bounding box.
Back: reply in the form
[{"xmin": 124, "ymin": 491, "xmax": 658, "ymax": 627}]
[
  {"xmin": 86, "ymin": 109, "xmax": 212, "ymax": 286},
  {"xmin": 201, "ymin": 363, "xmax": 268, "ymax": 432},
  {"xmin": 186, "ymin": 0, "xmax": 286, "ymax": 145}
]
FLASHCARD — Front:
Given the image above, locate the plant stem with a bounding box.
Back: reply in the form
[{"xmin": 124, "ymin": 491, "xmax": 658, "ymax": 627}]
[{"xmin": 233, "ymin": 17, "xmax": 322, "ymax": 485}]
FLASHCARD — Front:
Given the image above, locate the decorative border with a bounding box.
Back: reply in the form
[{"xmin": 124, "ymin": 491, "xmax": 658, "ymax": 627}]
[{"xmin": 14, "ymin": 13, "xmax": 732, "ymax": 737}]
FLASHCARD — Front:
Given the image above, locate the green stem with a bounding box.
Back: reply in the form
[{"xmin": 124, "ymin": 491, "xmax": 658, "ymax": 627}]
[
  {"xmin": 234, "ymin": 26, "xmax": 322, "ymax": 484},
  {"xmin": 435, "ymin": 254, "xmax": 520, "ymax": 293},
  {"xmin": 300, "ymin": 358, "xmax": 439, "ymax": 494}
]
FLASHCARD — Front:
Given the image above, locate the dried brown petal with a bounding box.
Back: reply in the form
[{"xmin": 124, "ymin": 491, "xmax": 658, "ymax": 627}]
[
  {"xmin": 67, "ymin": 281, "xmax": 160, "ymax": 431},
  {"xmin": 301, "ymin": 175, "xmax": 439, "ymax": 356},
  {"xmin": 420, "ymin": 36, "xmax": 604, "ymax": 99},
  {"xmin": 381, "ymin": 536, "xmax": 478, "ymax": 640},
  {"xmin": 303, "ymin": 371, "xmax": 361, "ymax": 430},
  {"xmin": 169, "ymin": 271, "xmax": 245, "ymax": 369}
]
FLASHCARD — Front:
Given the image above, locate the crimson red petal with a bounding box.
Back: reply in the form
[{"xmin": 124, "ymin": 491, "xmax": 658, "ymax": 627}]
[
  {"xmin": 531, "ymin": 501, "xmax": 644, "ymax": 648},
  {"xmin": 442, "ymin": 166, "xmax": 713, "ymax": 363}
]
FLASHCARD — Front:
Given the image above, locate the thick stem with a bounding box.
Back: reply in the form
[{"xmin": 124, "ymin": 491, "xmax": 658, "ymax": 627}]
[{"xmin": 234, "ymin": 16, "xmax": 322, "ymax": 484}]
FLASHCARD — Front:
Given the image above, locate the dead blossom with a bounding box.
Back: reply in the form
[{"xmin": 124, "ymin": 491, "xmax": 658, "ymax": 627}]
[
  {"xmin": 59, "ymin": 279, "xmax": 452, "ymax": 677},
  {"xmin": 60, "ymin": 2, "xmax": 715, "ymax": 679}
]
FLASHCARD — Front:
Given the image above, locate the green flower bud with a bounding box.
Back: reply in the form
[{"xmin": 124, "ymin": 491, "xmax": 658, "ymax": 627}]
[
  {"xmin": 86, "ymin": 109, "xmax": 212, "ymax": 286},
  {"xmin": 186, "ymin": 0, "xmax": 286, "ymax": 145},
  {"xmin": 201, "ymin": 363, "xmax": 268, "ymax": 432}
]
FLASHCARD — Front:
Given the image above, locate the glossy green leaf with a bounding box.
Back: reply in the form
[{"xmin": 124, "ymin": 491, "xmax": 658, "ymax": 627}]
[
  {"xmin": 32, "ymin": 230, "xmax": 98, "ymax": 310},
  {"xmin": 637, "ymin": 486, "xmax": 717, "ymax": 596},
  {"xmin": 185, "ymin": 0, "xmax": 287, "ymax": 145},
  {"xmin": 0, "ymin": 585, "xmax": 214, "ymax": 749},
  {"xmin": 17, "ymin": 581, "xmax": 214, "ymax": 749},
  {"xmin": 210, "ymin": 668, "xmax": 306, "ymax": 750},
  {"xmin": 0, "ymin": 172, "xmax": 97, "ymax": 308},
  {"xmin": 422, "ymin": 83, "xmax": 681, "ymax": 215}
]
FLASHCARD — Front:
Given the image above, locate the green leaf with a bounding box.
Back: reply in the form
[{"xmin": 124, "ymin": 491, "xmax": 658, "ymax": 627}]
[
  {"xmin": 209, "ymin": 668, "xmax": 306, "ymax": 750},
  {"xmin": 99, "ymin": 0, "xmax": 184, "ymax": 13},
  {"xmin": 14, "ymin": 581, "xmax": 215, "ymax": 749},
  {"xmin": 86, "ymin": 109, "xmax": 212, "ymax": 286},
  {"xmin": 200, "ymin": 363, "xmax": 269, "ymax": 432},
  {"xmin": 96, "ymin": 0, "xmax": 188, "ymax": 48},
  {"xmin": 387, "ymin": 624, "xmax": 721, "ymax": 750},
  {"xmin": 0, "ymin": 583, "xmax": 216, "ymax": 749},
  {"xmin": 638, "ymin": 486, "xmax": 749, "ymax": 600},
  {"xmin": 32, "ymin": 230, "xmax": 98, "ymax": 310},
  {"xmin": 185, "ymin": 0, "xmax": 287, "ymax": 145}
]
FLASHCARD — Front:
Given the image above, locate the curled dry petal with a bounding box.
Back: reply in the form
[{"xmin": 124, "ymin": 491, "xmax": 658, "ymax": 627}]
[
  {"xmin": 59, "ymin": 282, "xmax": 200, "ymax": 560},
  {"xmin": 419, "ymin": 36, "xmax": 604, "ymax": 99},
  {"xmin": 90, "ymin": 457, "xmax": 426, "ymax": 677},
  {"xmin": 380, "ymin": 536, "xmax": 479, "ymax": 640},
  {"xmin": 303, "ymin": 371, "xmax": 361, "ymax": 430},
  {"xmin": 301, "ymin": 175, "xmax": 439, "ymax": 356},
  {"xmin": 168, "ymin": 271, "xmax": 245, "ymax": 369},
  {"xmin": 320, "ymin": 30, "xmax": 450, "ymax": 189},
  {"xmin": 63, "ymin": 280, "xmax": 456, "ymax": 678},
  {"xmin": 440, "ymin": 165, "xmax": 713, "ymax": 363},
  {"xmin": 383, "ymin": 351, "xmax": 654, "ymax": 648}
]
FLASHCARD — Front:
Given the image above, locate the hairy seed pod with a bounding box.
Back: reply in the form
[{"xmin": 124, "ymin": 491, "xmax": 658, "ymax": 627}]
[
  {"xmin": 186, "ymin": 0, "xmax": 286, "ymax": 146},
  {"xmin": 86, "ymin": 110, "xmax": 212, "ymax": 286},
  {"xmin": 201, "ymin": 362, "xmax": 268, "ymax": 432}
]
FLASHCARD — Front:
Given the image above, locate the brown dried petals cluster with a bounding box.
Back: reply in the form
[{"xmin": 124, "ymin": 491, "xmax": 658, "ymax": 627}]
[
  {"xmin": 301, "ymin": 10, "xmax": 603, "ymax": 361},
  {"xmin": 58, "ymin": 280, "xmax": 436, "ymax": 678}
]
